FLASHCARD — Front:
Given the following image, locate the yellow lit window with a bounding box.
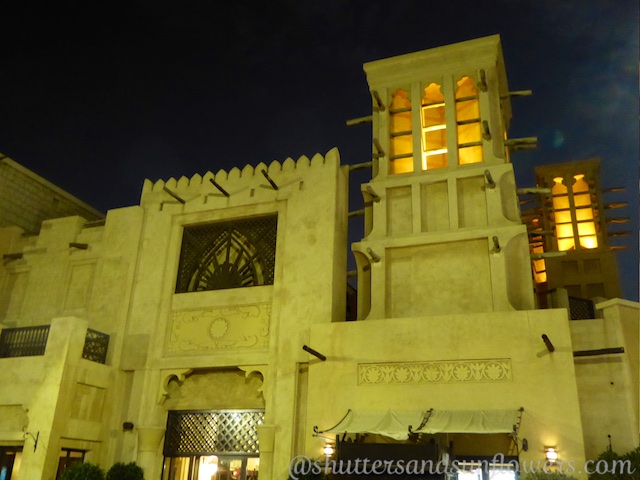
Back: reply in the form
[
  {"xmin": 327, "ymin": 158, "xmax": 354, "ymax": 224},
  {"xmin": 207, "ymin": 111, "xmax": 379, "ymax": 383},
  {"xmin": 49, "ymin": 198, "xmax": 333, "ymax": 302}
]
[
  {"xmin": 554, "ymin": 210, "xmax": 572, "ymax": 224},
  {"xmin": 552, "ymin": 177, "xmax": 574, "ymax": 251},
  {"xmin": 389, "ymin": 89, "xmax": 413, "ymax": 174},
  {"xmin": 575, "ymin": 208, "xmax": 594, "ymax": 221},
  {"xmin": 421, "ymin": 83, "xmax": 447, "ymax": 170},
  {"xmin": 573, "ymin": 174, "xmax": 598, "ymax": 249},
  {"xmin": 551, "ymin": 175, "xmax": 598, "ymax": 252},
  {"xmin": 532, "ymin": 245, "xmax": 547, "ymax": 284},
  {"xmin": 529, "ymin": 218, "xmax": 547, "ymax": 284},
  {"xmin": 455, "ymin": 76, "xmax": 483, "ymax": 165}
]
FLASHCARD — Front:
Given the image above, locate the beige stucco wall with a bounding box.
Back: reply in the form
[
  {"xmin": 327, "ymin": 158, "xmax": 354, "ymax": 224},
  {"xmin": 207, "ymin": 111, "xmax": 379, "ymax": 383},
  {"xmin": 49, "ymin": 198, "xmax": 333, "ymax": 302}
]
[
  {"xmin": 117, "ymin": 149, "xmax": 348, "ymax": 480},
  {"xmin": 306, "ymin": 308, "xmax": 588, "ymax": 478},
  {"xmin": 571, "ymin": 299, "xmax": 639, "ymax": 458},
  {"xmin": 0, "ymin": 205, "xmax": 146, "ymax": 477},
  {"xmin": 0, "ymin": 317, "xmax": 112, "ymax": 479}
]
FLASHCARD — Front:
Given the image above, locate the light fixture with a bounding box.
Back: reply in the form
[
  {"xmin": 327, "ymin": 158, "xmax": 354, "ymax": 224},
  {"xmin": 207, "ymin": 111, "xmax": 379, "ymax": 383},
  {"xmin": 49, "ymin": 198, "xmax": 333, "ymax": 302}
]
[
  {"xmin": 323, "ymin": 443, "xmax": 335, "ymax": 457},
  {"xmin": 544, "ymin": 446, "xmax": 558, "ymax": 464}
]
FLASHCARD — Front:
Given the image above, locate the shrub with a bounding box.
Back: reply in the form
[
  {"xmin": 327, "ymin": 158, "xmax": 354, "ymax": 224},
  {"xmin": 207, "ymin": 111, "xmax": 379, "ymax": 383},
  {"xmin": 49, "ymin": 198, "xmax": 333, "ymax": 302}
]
[
  {"xmin": 106, "ymin": 462, "xmax": 145, "ymax": 480},
  {"xmin": 59, "ymin": 462, "xmax": 105, "ymax": 480},
  {"xmin": 588, "ymin": 446, "xmax": 640, "ymax": 480}
]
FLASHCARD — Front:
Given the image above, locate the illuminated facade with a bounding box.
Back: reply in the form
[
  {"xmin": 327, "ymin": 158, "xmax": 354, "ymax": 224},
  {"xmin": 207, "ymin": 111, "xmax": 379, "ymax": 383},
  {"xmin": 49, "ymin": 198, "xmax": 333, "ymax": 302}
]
[
  {"xmin": 526, "ymin": 159, "xmax": 622, "ymax": 300},
  {"xmin": 0, "ymin": 36, "xmax": 637, "ymax": 480}
]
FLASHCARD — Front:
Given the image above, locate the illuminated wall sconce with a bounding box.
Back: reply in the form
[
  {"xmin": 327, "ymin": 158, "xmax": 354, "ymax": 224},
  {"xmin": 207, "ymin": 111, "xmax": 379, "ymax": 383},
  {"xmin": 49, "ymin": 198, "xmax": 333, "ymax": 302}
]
[
  {"xmin": 544, "ymin": 446, "xmax": 558, "ymax": 464},
  {"xmin": 323, "ymin": 443, "xmax": 335, "ymax": 457}
]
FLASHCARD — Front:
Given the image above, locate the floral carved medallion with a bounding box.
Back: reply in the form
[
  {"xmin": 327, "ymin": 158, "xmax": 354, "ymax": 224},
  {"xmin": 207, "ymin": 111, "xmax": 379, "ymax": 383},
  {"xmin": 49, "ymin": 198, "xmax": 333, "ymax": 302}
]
[{"xmin": 167, "ymin": 304, "xmax": 270, "ymax": 355}]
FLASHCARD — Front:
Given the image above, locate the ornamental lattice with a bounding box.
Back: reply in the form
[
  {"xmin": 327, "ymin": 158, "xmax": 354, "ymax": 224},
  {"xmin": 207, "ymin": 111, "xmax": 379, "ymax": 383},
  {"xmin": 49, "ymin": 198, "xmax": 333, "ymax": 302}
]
[
  {"xmin": 175, "ymin": 216, "xmax": 277, "ymax": 293},
  {"xmin": 163, "ymin": 410, "xmax": 264, "ymax": 457}
]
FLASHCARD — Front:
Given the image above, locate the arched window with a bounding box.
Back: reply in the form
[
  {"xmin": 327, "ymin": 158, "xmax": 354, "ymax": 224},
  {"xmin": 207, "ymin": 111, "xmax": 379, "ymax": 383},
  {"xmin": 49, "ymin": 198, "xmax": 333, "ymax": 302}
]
[
  {"xmin": 455, "ymin": 76, "xmax": 483, "ymax": 165},
  {"xmin": 572, "ymin": 174, "xmax": 598, "ymax": 249},
  {"xmin": 551, "ymin": 175, "xmax": 598, "ymax": 252},
  {"xmin": 389, "ymin": 89, "xmax": 413, "ymax": 174},
  {"xmin": 176, "ymin": 216, "xmax": 277, "ymax": 293},
  {"xmin": 552, "ymin": 176, "xmax": 574, "ymax": 251},
  {"xmin": 421, "ymin": 83, "xmax": 447, "ymax": 170}
]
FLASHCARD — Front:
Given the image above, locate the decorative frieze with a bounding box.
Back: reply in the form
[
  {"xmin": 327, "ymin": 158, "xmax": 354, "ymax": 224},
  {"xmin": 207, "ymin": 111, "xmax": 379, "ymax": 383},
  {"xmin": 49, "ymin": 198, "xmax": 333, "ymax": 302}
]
[
  {"xmin": 358, "ymin": 359, "xmax": 511, "ymax": 385},
  {"xmin": 166, "ymin": 304, "xmax": 270, "ymax": 355}
]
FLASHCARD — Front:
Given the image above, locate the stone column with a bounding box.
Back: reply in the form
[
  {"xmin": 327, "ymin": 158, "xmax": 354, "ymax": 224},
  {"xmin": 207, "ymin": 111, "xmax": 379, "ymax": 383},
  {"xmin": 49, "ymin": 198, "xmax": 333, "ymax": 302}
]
[
  {"xmin": 137, "ymin": 426, "xmax": 165, "ymax": 479},
  {"xmin": 257, "ymin": 424, "xmax": 276, "ymax": 480}
]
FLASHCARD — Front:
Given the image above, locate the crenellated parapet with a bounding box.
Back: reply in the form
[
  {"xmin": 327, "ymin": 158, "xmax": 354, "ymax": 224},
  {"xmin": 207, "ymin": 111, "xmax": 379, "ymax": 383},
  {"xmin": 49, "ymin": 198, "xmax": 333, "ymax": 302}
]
[{"xmin": 140, "ymin": 148, "xmax": 341, "ymax": 211}]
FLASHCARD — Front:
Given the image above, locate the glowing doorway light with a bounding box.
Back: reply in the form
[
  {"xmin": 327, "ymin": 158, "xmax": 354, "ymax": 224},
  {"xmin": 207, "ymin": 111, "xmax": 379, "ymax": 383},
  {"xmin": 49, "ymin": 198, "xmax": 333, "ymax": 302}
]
[{"xmin": 198, "ymin": 456, "xmax": 219, "ymax": 480}]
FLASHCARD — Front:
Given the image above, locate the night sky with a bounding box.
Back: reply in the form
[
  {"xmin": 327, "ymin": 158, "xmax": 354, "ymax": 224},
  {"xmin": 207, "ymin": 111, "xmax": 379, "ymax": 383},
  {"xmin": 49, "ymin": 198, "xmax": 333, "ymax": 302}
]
[{"xmin": 2, "ymin": 1, "xmax": 638, "ymax": 300}]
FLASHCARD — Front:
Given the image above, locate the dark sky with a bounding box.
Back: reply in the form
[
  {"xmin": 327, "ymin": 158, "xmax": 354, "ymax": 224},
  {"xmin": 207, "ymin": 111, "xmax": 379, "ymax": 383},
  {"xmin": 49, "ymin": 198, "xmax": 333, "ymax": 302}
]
[{"xmin": 2, "ymin": 0, "xmax": 638, "ymax": 300}]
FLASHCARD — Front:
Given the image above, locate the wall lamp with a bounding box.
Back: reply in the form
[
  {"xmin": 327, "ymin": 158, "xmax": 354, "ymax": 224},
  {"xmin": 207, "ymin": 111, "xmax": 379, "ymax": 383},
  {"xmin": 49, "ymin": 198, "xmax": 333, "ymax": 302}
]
[
  {"xmin": 323, "ymin": 442, "xmax": 335, "ymax": 457},
  {"xmin": 544, "ymin": 446, "xmax": 559, "ymax": 464}
]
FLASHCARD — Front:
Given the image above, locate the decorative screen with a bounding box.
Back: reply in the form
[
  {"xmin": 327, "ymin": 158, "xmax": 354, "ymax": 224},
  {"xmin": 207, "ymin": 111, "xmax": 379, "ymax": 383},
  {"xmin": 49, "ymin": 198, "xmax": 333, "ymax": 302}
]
[
  {"xmin": 176, "ymin": 216, "xmax": 277, "ymax": 293},
  {"xmin": 163, "ymin": 410, "xmax": 264, "ymax": 457}
]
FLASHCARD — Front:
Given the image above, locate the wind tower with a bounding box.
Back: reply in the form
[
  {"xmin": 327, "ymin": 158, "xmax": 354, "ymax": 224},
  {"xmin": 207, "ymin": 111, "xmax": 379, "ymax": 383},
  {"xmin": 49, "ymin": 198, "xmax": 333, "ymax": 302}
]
[
  {"xmin": 526, "ymin": 158, "xmax": 625, "ymax": 301},
  {"xmin": 352, "ymin": 35, "xmax": 537, "ymax": 319}
]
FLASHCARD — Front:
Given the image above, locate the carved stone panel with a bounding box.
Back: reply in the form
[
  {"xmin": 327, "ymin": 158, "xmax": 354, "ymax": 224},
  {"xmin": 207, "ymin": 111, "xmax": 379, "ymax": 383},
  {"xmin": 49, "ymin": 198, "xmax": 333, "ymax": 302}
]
[
  {"xmin": 358, "ymin": 359, "xmax": 512, "ymax": 385},
  {"xmin": 166, "ymin": 303, "xmax": 270, "ymax": 355}
]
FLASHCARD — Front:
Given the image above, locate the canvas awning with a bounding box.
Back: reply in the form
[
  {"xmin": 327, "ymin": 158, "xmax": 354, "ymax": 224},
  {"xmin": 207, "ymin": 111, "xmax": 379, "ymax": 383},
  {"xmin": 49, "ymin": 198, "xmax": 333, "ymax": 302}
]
[
  {"xmin": 315, "ymin": 409, "xmax": 425, "ymax": 441},
  {"xmin": 315, "ymin": 408, "xmax": 523, "ymax": 440},
  {"xmin": 414, "ymin": 409, "xmax": 523, "ymax": 434}
]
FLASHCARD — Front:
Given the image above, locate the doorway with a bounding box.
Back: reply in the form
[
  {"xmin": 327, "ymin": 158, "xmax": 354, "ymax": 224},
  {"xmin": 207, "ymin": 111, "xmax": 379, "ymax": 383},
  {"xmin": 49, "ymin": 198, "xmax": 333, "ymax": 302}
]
[
  {"xmin": 162, "ymin": 455, "xmax": 259, "ymax": 480},
  {"xmin": 0, "ymin": 447, "xmax": 22, "ymax": 480}
]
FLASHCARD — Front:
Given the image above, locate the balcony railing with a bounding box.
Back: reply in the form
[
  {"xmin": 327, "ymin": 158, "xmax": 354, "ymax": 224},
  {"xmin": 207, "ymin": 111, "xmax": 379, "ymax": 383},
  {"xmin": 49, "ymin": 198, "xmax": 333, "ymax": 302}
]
[
  {"xmin": 0, "ymin": 324, "xmax": 110, "ymax": 364},
  {"xmin": 0, "ymin": 325, "xmax": 50, "ymax": 357},
  {"xmin": 82, "ymin": 328, "xmax": 110, "ymax": 364}
]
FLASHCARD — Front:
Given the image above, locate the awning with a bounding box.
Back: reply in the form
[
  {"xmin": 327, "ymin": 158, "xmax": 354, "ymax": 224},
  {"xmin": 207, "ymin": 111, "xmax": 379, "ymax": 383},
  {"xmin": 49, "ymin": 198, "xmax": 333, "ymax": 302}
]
[
  {"xmin": 315, "ymin": 408, "xmax": 523, "ymax": 440},
  {"xmin": 414, "ymin": 409, "xmax": 522, "ymax": 434},
  {"xmin": 315, "ymin": 409, "xmax": 425, "ymax": 441}
]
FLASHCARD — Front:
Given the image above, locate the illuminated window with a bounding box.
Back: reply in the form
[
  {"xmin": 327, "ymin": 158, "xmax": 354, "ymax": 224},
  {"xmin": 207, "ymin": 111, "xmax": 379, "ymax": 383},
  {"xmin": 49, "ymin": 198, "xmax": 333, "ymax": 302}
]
[
  {"xmin": 162, "ymin": 410, "xmax": 263, "ymax": 480},
  {"xmin": 421, "ymin": 83, "xmax": 447, "ymax": 170},
  {"xmin": 455, "ymin": 76, "xmax": 483, "ymax": 165},
  {"xmin": 529, "ymin": 218, "xmax": 547, "ymax": 284},
  {"xmin": 551, "ymin": 175, "xmax": 598, "ymax": 252},
  {"xmin": 455, "ymin": 460, "xmax": 516, "ymax": 480},
  {"xmin": 573, "ymin": 175, "xmax": 598, "ymax": 249},
  {"xmin": 389, "ymin": 89, "xmax": 414, "ymax": 174},
  {"xmin": 387, "ymin": 76, "xmax": 486, "ymax": 175}
]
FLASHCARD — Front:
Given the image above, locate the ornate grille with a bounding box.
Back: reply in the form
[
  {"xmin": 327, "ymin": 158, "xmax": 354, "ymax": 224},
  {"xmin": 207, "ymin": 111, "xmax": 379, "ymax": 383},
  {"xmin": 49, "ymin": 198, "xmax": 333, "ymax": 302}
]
[
  {"xmin": 176, "ymin": 216, "xmax": 277, "ymax": 293},
  {"xmin": 0, "ymin": 325, "xmax": 50, "ymax": 357},
  {"xmin": 82, "ymin": 328, "xmax": 110, "ymax": 364},
  {"xmin": 163, "ymin": 410, "xmax": 264, "ymax": 457},
  {"xmin": 568, "ymin": 296, "xmax": 595, "ymax": 320}
]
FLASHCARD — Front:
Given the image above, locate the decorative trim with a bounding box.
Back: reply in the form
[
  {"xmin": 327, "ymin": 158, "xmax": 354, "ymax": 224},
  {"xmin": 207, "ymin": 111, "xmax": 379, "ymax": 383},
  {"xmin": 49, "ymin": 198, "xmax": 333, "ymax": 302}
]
[
  {"xmin": 158, "ymin": 369, "xmax": 193, "ymax": 404},
  {"xmin": 239, "ymin": 365, "xmax": 269, "ymax": 394},
  {"xmin": 166, "ymin": 303, "xmax": 271, "ymax": 355},
  {"xmin": 358, "ymin": 359, "xmax": 512, "ymax": 385}
]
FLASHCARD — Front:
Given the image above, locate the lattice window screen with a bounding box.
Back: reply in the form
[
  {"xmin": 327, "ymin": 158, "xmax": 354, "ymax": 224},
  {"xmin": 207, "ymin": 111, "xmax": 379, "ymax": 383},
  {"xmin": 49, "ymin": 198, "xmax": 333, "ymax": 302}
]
[
  {"xmin": 164, "ymin": 410, "xmax": 264, "ymax": 457},
  {"xmin": 176, "ymin": 216, "xmax": 277, "ymax": 293}
]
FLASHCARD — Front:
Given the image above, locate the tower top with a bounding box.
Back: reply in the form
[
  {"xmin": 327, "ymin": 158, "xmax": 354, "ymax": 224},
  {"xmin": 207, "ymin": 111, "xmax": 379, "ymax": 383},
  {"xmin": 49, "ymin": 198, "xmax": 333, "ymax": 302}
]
[
  {"xmin": 363, "ymin": 35, "xmax": 514, "ymax": 177},
  {"xmin": 364, "ymin": 35, "xmax": 508, "ymax": 98}
]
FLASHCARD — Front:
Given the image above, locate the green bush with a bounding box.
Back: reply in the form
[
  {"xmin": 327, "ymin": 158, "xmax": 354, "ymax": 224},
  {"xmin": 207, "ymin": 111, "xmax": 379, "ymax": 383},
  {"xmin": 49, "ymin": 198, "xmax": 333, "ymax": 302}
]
[
  {"xmin": 588, "ymin": 446, "xmax": 639, "ymax": 480},
  {"xmin": 619, "ymin": 446, "xmax": 640, "ymax": 480},
  {"xmin": 106, "ymin": 462, "xmax": 144, "ymax": 480},
  {"xmin": 59, "ymin": 462, "xmax": 105, "ymax": 480}
]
